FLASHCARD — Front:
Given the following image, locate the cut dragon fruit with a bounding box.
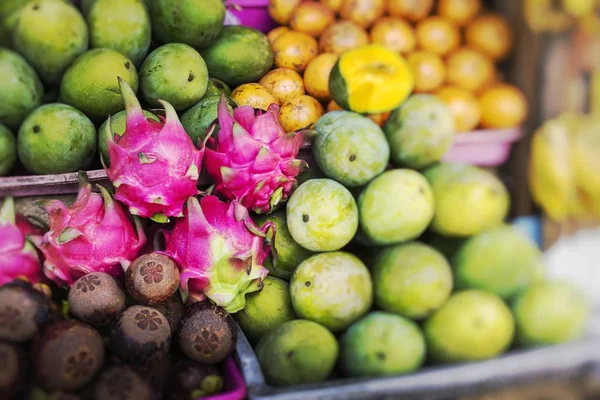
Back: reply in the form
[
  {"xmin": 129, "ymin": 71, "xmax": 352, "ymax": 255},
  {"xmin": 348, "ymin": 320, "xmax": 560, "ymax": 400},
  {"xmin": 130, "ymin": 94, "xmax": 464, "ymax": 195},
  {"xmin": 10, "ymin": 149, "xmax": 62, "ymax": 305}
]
[
  {"xmin": 0, "ymin": 197, "xmax": 44, "ymax": 287},
  {"xmin": 104, "ymin": 78, "xmax": 205, "ymax": 222},
  {"xmin": 204, "ymin": 96, "xmax": 308, "ymax": 214},
  {"xmin": 31, "ymin": 173, "xmax": 146, "ymax": 288},
  {"xmin": 163, "ymin": 196, "xmax": 275, "ymax": 313}
]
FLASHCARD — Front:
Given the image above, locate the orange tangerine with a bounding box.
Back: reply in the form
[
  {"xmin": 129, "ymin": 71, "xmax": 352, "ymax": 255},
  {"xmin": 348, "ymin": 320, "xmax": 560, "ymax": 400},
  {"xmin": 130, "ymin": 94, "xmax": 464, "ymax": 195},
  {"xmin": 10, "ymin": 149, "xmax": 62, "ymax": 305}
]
[
  {"xmin": 407, "ymin": 51, "xmax": 446, "ymax": 93},
  {"xmin": 280, "ymin": 95, "xmax": 324, "ymax": 132},
  {"xmin": 446, "ymin": 47, "xmax": 495, "ymax": 92},
  {"xmin": 479, "ymin": 83, "xmax": 528, "ymax": 129},
  {"xmin": 340, "ymin": 0, "xmax": 386, "ymax": 29},
  {"xmin": 466, "ymin": 14, "xmax": 514, "ymax": 61},
  {"xmin": 304, "ymin": 53, "xmax": 339, "ymax": 102},
  {"xmin": 435, "ymin": 85, "xmax": 481, "ymax": 132},
  {"xmin": 272, "ymin": 30, "xmax": 319, "ymax": 73},
  {"xmin": 416, "ymin": 16, "xmax": 461, "ymax": 56},
  {"xmin": 268, "ymin": 0, "xmax": 302, "ymax": 24},
  {"xmin": 232, "ymin": 83, "xmax": 279, "ymax": 110},
  {"xmin": 259, "ymin": 68, "xmax": 306, "ymax": 104},
  {"xmin": 267, "ymin": 26, "xmax": 290, "ymax": 44},
  {"xmin": 370, "ymin": 17, "xmax": 416, "ymax": 55},
  {"xmin": 319, "ymin": 20, "xmax": 370, "ymax": 54},
  {"xmin": 386, "ymin": 0, "xmax": 434, "ymax": 22},
  {"xmin": 437, "ymin": 0, "xmax": 481, "ymax": 26},
  {"xmin": 290, "ymin": 2, "xmax": 336, "ymax": 37}
]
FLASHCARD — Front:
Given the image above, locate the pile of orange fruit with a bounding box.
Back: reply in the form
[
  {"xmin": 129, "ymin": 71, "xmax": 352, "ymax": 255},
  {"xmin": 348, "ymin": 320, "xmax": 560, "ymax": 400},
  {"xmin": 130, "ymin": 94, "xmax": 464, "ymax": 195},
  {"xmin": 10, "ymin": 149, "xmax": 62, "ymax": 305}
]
[{"xmin": 252, "ymin": 0, "xmax": 528, "ymax": 133}]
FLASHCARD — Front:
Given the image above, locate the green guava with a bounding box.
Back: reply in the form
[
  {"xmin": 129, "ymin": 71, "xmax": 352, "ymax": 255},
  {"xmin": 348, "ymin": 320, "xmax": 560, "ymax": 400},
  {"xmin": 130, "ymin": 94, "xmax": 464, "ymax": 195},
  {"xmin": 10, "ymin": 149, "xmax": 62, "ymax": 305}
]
[
  {"xmin": 17, "ymin": 104, "xmax": 96, "ymax": 174},
  {"xmin": 60, "ymin": 48, "xmax": 139, "ymax": 121},
  {"xmin": 513, "ymin": 282, "xmax": 589, "ymax": 346},
  {"xmin": 340, "ymin": 312, "xmax": 426, "ymax": 377},
  {"xmin": 384, "ymin": 94, "xmax": 455, "ymax": 169},
  {"xmin": 13, "ymin": 0, "xmax": 88, "ymax": 86},
  {"xmin": 87, "ymin": 0, "xmax": 151, "ymax": 66},
  {"xmin": 0, "ymin": 48, "xmax": 43, "ymax": 130},
  {"xmin": 358, "ymin": 169, "xmax": 434, "ymax": 245},
  {"xmin": 0, "ymin": 125, "xmax": 17, "ymax": 176},
  {"xmin": 149, "ymin": 0, "xmax": 225, "ymax": 49},
  {"xmin": 424, "ymin": 290, "xmax": 515, "ymax": 363},
  {"xmin": 286, "ymin": 179, "xmax": 358, "ymax": 252},
  {"xmin": 180, "ymin": 95, "xmax": 235, "ymax": 146},
  {"xmin": 290, "ymin": 252, "xmax": 373, "ymax": 332},
  {"xmin": 140, "ymin": 43, "xmax": 209, "ymax": 111},
  {"xmin": 372, "ymin": 242, "xmax": 453, "ymax": 319},
  {"xmin": 423, "ymin": 163, "xmax": 510, "ymax": 237},
  {"xmin": 255, "ymin": 320, "xmax": 339, "ymax": 386},
  {"xmin": 313, "ymin": 110, "xmax": 390, "ymax": 187},
  {"xmin": 234, "ymin": 276, "xmax": 296, "ymax": 344},
  {"xmin": 253, "ymin": 211, "xmax": 313, "ymax": 280},
  {"xmin": 204, "ymin": 78, "xmax": 231, "ymax": 98},
  {"xmin": 455, "ymin": 225, "xmax": 545, "ymax": 299},
  {"xmin": 98, "ymin": 109, "xmax": 160, "ymax": 166},
  {"xmin": 426, "ymin": 233, "xmax": 467, "ymax": 262},
  {"xmin": 295, "ymin": 150, "xmax": 325, "ymax": 186}
]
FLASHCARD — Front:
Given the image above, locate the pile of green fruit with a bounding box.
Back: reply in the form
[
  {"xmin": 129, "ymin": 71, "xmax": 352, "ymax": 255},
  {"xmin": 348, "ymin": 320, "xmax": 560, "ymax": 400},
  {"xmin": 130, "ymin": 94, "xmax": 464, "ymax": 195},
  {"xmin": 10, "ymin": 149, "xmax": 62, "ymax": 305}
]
[
  {"xmin": 235, "ymin": 96, "xmax": 591, "ymax": 385},
  {"xmin": 0, "ymin": 0, "xmax": 273, "ymax": 176}
]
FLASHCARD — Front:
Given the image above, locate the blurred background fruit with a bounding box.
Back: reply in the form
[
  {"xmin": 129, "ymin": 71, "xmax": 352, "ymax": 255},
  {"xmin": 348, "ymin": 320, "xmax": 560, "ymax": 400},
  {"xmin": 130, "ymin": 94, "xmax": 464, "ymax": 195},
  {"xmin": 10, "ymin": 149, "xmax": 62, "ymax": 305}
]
[
  {"xmin": 415, "ymin": 16, "xmax": 460, "ymax": 56},
  {"xmin": 370, "ymin": 17, "xmax": 416, "ymax": 55},
  {"xmin": 479, "ymin": 83, "xmax": 528, "ymax": 129},
  {"xmin": 407, "ymin": 51, "xmax": 446, "ymax": 93},
  {"xmin": 290, "ymin": 1, "xmax": 335, "ymax": 36},
  {"xmin": 435, "ymin": 85, "xmax": 482, "ymax": 133},
  {"xmin": 339, "ymin": 0, "xmax": 386, "ymax": 28},
  {"xmin": 319, "ymin": 20, "xmax": 369, "ymax": 53},
  {"xmin": 387, "ymin": 0, "xmax": 434, "ymax": 22},
  {"xmin": 466, "ymin": 14, "xmax": 514, "ymax": 61},
  {"xmin": 437, "ymin": 0, "xmax": 481, "ymax": 26},
  {"xmin": 446, "ymin": 47, "xmax": 496, "ymax": 92}
]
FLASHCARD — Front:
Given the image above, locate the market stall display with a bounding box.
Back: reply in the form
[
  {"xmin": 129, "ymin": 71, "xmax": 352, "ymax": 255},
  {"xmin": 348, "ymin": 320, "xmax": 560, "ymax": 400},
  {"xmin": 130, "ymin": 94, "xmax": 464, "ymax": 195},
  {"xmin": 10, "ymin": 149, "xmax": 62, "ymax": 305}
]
[{"xmin": 0, "ymin": 0, "xmax": 599, "ymax": 399}]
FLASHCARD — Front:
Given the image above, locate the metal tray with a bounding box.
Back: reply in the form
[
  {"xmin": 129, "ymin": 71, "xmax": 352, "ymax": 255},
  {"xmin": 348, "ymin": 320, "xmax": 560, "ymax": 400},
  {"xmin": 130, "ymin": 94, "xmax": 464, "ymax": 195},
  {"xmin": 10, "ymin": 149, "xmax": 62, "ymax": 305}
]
[{"xmin": 235, "ymin": 324, "xmax": 600, "ymax": 400}]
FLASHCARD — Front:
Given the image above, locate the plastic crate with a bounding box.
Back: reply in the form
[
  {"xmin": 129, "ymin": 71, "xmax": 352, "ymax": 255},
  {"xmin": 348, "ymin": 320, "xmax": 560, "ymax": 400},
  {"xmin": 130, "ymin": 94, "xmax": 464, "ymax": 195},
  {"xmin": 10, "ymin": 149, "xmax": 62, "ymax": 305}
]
[{"xmin": 235, "ymin": 325, "xmax": 600, "ymax": 400}]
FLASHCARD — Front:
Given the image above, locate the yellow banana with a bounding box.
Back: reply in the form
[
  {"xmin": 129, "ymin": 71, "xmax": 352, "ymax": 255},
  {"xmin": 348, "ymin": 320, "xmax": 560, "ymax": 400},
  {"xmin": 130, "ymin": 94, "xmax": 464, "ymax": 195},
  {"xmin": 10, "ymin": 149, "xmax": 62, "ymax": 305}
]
[
  {"xmin": 562, "ymin": 0, "xmax": 597, "ymax": 17},
  {"xmin": 529, "ymin": 117, "xmax": 578, "ymax": 222}
]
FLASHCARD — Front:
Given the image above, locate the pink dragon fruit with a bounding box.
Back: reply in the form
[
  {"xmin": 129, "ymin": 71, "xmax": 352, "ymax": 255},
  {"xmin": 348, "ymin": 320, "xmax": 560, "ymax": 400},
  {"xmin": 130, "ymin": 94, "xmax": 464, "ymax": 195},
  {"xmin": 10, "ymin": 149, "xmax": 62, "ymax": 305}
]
[
  {"xmin": 31, "ymin": 173, "xmax": 146, "ymax": 288},
  {"xmin": 162, "ymin": 195, "xmax": 275, "ymax": 312},
  {"xmin": 204, "ymin": 96, "xmax": 308, "ymax": 214},
  {"xmin": 104, "ymin": 78, "xmax": 204, "ymax": 222},
  {"xmin": 0, "ymin": 197, "xmax": 44, "ymax": 287}
]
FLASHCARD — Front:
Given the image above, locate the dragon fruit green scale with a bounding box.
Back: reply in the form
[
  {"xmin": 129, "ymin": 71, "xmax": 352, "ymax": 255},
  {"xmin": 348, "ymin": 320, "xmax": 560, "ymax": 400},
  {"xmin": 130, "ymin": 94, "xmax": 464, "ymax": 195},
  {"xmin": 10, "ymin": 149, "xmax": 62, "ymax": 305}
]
[
  {"xmin": 204, "ymin": 96, "xmax": 308, "ymax": 214},
  {"xmin": 104, "ymin": 78, "xmax": 204, "ymax": 222},
  {"xmin": 0, "ymin": 197, "xmax": 44, "ymax": 287},
  {"xmin": 31, "ymin": 173, "xmax": 146, "ymax": 288},
  {"xmin": 163, "ymin": 196, "xmax": 276, "ymax": 313}
]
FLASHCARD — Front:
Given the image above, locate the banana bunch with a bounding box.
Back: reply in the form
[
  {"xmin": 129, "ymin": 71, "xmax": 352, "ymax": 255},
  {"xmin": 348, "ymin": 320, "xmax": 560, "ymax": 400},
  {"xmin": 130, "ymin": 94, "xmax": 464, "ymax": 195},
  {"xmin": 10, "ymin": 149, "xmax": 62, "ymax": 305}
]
[
  {"xmin": 525, "ymin": 0, "xmax": 600, "ymax": 32},
  {"xmin": 529, "ymin": 113, "xmax": 600, "ymax": 221}
]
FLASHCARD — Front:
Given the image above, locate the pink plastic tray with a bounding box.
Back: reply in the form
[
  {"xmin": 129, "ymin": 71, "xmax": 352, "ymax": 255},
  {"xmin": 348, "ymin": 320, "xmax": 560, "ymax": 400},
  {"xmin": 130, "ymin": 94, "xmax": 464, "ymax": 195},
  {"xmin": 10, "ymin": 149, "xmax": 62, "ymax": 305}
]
[
  {"xmin": 225, "ymin": 0, "xmax": 277, "ymax": 33},
  {"xmin": 200, "ymin": 357, "xmax": 247, "ymax": 400},
  {"xmin": 442, "ymin": 128, "xmax": 523, "ymax": 167}
]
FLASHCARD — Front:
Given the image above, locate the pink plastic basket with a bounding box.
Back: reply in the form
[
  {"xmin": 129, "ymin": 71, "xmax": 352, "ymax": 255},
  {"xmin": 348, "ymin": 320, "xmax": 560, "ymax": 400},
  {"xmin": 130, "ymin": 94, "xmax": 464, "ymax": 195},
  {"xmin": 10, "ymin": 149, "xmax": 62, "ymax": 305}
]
[
  {"xmin": 198, "ymin": 357, "xmax": 247, "ymax": 400},
  {"xmin": 442, "ymin": 128, "xmax": 523, "ymax": 167},
  {"xmin": 225, "ymin": 0, "xmax": 277, "ymax": 33}
]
